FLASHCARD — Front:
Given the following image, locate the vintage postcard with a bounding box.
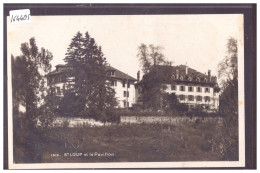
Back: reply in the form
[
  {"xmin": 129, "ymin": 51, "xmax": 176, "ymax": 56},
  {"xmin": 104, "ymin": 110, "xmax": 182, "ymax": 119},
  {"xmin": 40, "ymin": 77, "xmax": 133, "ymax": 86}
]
[{"xmin": 4, "ymin": 4, "xmax": 253, "ymax": 169}]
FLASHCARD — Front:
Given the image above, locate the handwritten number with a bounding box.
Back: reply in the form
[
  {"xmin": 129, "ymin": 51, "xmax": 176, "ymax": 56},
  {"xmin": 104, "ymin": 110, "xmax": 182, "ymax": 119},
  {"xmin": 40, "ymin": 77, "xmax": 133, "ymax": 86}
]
[
  {"xmin": 10, "ymin": 14, "xmax": 30, "ymax": 23},
  {"xmin": 11, "ymin": 15, "xmax": 14, "ymax": 22}
]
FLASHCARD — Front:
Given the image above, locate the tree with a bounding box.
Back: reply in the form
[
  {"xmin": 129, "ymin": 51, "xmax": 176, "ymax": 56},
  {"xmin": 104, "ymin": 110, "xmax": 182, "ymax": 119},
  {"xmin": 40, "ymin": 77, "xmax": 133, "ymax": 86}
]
[
  {"xmin": 12, "ymin": 38, "xmax": 53, "ymax": 163},
  {"xmin": 137, "ymin": 44, "xmax": 168, "ymax": 74},
  {"xmin": 217, "ymin": 37, "xmax": 238, "ymax": 160},
  {"xmin": 58, "ymin": 91, "xmax": 85, "ymax": 117},
  {"xmin": 162, "ymin": 93, "xmax": 189, "ymax": 115},
  {"xmin": 218, "ymin": 38, "xmax": 238, "ymax": 84},
  {"xmin": 218, "ymin": 37, "xmax": 238, "ymax": 120},
  {"xmin": 12, "ymin": 55, "xmax": 26, "ymax": 114},
  {"xmin": 64, "ymin": 31, "xmax": 117, "ymax": 121},
  {"xmin": 12, "ymin": 38, "xmax": 53, "ymax": 129},
  {"xmin": 137, "ymin": 44, "xmax": 170, "ymax": 110}
]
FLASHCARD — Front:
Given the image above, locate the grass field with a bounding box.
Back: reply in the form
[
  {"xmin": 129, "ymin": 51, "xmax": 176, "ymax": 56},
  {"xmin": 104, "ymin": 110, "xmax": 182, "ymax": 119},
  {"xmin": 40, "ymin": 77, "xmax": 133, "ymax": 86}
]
[{"xmin": 14, "ymin": 118, "xmax": 229, "ymax": 163}]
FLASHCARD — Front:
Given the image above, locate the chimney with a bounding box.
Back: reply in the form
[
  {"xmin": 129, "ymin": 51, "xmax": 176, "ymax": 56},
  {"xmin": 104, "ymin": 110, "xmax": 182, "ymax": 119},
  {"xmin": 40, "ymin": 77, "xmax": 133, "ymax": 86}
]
[
  {"xmin": 176, "ymin": 69, "xmax": 179, "ymax": 79},
  {"xmin": 208, "ymin": 70, "xmax": 211, "ymax": 82},
  {"xmin": 137, "ymin": 71, "xmax": 140, "ymax": 81},
  {"xmin": 185, "ymin": 65, "xmax": 188, "ymax": 75}
]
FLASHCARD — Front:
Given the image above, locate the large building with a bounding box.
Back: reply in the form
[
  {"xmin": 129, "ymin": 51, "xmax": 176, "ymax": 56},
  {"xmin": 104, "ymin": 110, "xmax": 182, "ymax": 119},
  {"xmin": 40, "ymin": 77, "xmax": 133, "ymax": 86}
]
[
  {"xmin": 46, "ymin": 63, "xmax": 220, "ymax": 110},
  {"xmin": 135, "ymin": 65, "xmax": 220, "ymax": 110},
  {"xmin": 46, "ymin": 64, "xmax": 136, "ymax": 108}
]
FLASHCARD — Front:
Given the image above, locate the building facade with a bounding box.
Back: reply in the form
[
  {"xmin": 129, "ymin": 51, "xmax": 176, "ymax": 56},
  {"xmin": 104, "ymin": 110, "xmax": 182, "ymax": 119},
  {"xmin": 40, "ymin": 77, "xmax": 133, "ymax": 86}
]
[
  {"xmin": 106, "ymin": 66, "xmax": 136, "ymax": 108},
  {"xmin": 46, "ymin": 63, "xmax": 220, "ymax": 110},
  {"xmin": 135, "ymin": 65, "xmax": 220, "ymax": 110},
  {"xmin": 46, "ymin": 64, "xmax": 136, "ymax": 108}
]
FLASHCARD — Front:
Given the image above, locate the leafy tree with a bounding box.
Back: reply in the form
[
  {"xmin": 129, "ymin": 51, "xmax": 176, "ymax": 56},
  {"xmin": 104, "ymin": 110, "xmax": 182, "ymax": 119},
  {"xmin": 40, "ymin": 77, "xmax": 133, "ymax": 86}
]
[
  {"xmin": 12, "ymin": 38, "xmax": 53, "ymax": 129},
  {"xmin": 137, "ymin": 44, "xmax": 170, "ymax": 110},
  {"xmin": 64, "ymin": 31, "xmax": 117, "ymax": 121},
  {"xmin": 162, "ymin": 93, "xmax": 189, "ymax": 115},
  {"xmin": 58, "ymin": 91, "xmax": 85, "ymax": 117},
  {"xmin": 12, "ymin": 38, "xmax": 53, "ymax": 163},
  {"xmin": 12, "ymin": 55, "xmax": 26, "ymax": 116},
  {"xmin": 137, "ymin": 44, "xmax": 168, "ymax": 74},
  {"xmin": 218, "ymin": 38, "xmax": 238, "ymax": 84},
  {"xmin": 217, "ymin": 37, "xmax": 238, "ymax": 160}
]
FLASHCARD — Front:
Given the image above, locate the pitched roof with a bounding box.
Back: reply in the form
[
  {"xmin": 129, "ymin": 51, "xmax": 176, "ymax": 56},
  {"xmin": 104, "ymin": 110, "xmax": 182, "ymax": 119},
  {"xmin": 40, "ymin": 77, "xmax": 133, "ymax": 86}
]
[
  {"xmin": 55, "ymin": 64, "xmax": 66, "ymax": 67},
  {"xmin": 136, "ymin": 64, "xmax": 217, "ymax": 85},
  {"xmin": 166, "ymin": 65, "xmax": 207, "ymax": 79},
  {"xmin": 46, "ymin": 64, "xmax": 69, "ymax": 76},
  {"xmin": 47, "ymin": 64, "xmax": 136, "ymax": 81},
  {"xmin": 106, "ymin": 66, "xmax": 136, "ymax": 81},
  {"xmin": 151, "ymin": 65, "xmax": 207, "ymax": 80}
]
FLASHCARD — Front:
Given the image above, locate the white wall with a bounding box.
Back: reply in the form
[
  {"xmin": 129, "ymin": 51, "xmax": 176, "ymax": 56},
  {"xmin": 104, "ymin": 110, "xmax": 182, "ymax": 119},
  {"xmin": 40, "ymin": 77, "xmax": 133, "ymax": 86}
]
[
  {"xmin": 164, "ymin": 84, "xmax": 219, "ymax": 109},
  {"xmin": 111, "ymin": 79, "xmax": 135, "ymax": 108}
]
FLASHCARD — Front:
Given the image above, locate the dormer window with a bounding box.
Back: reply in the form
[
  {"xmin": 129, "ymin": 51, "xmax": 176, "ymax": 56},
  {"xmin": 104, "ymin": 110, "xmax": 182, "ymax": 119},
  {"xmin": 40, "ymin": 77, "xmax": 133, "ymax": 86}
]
[
  {"xmin": 110, "ymin": 71, "xmax": 115, "ymax": 76},
  {"xmin": 204, "ymin": 78, "xmax": 207, "ymax": 82},
  {"xmin": 171, "ymin": 74, "xmax": 176, "ymax": 80},
  {"xmin": 188, "ymin": 76, "xmax": 192, "ymax": 81},
  {"xmin": 180, "ymin": 75, "xmax": 184, "ymax": 80},
  {"xmin": 196, "ymin": 77, "xmax": 200, "ymax": 82}
]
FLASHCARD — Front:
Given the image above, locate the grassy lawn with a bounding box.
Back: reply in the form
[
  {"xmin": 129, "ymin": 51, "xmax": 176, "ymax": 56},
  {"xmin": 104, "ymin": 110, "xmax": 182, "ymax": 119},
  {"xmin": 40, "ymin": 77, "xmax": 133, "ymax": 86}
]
[{"xmin": 14, "ymin": 119, "xmax": 225, "ymax": 163}]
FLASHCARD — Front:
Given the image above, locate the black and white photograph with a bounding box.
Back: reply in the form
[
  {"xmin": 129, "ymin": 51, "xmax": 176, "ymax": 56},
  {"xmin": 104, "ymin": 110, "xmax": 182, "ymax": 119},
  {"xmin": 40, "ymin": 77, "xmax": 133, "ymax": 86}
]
[{"xmin": 4, "ymin": 4, "xmax": 256, "ymax": 169}]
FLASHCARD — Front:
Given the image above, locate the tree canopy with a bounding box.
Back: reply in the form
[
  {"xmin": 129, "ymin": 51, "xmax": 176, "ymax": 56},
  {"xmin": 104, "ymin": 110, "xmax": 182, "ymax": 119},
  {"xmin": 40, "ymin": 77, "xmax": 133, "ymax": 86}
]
[
  {"xmin": 12, "ymin": 37, "xmax": 53, "ymax": 129},
  {"xmin": 217, "ymin": 37, "xmax": 238, "ymax": 160},
  {"xmin": 218, "ymin": 37, "xmax": 238, "ymax": 83},
  {"xmin": 137, "ymin": 44, "xmax": 169, "ymax": 74},
  {"xmin": 218, "ymin": 37, "xmax": 238, "ymax": 116},
  {"xmin": 63, "ymin": 31, "xmax": 117, "ymax": 121},
  {"xmin": 137, "ymin": 44, "xmax": 171, "ymax": 110}
]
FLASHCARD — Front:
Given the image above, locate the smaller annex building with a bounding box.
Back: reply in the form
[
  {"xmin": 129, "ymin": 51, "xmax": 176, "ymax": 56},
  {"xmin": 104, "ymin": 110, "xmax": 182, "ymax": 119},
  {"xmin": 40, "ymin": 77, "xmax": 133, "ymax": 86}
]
[
  {"xmin": 135, "ymin": 65, "xmax": 220, "ymax": 110},
  {"xmin": 45, "ymin": 64, "xmax": 137, "ymax": 108}
]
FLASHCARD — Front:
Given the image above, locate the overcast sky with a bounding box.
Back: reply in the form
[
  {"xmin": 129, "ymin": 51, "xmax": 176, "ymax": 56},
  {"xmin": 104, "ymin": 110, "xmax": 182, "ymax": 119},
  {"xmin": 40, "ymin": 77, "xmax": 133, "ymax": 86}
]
[{"xmin": 7, "ymin": 14, "xmax": 244, "ymax": 79}]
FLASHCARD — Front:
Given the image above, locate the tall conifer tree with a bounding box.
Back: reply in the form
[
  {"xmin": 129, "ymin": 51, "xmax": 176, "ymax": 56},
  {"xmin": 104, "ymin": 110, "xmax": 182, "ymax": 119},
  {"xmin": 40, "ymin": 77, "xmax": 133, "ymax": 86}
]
[{"xmin": 64, "ymin": 31, "xmax": 117, "ymax": 121}]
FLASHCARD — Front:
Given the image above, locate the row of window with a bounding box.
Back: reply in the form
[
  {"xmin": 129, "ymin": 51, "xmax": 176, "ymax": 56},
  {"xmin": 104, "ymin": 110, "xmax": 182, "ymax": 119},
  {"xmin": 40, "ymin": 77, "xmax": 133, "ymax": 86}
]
[
  {"xmin": 50, "ymin": 84, "xmax": 74, "ymax": 95},
  {"xmin": 171, "ymin": 74, "xmax": 208, "ymax": 82},
  {"xmin": 171, "ymin": 85, "xmax": 210, "ymax": 93},
  {"xmin": 178, "ymin": 95, "xmax": 211, "ymax": 102},
  {"xmin": 51, "ymin": 87, "xmax": 62, "ymax": 95},
  {"xmin": 111, "ymin": 80, "xmax": 131, "ymax": 88},
  {"xmin": 48, "ymin": 76, "xmax": 66, "ymax": 85}
]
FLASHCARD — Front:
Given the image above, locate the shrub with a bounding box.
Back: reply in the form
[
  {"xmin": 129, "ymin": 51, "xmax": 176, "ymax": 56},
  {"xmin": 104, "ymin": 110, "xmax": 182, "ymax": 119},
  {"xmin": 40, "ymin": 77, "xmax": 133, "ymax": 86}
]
[
  {"xmin": 105, "ymin": 108, "xmax": 120, "ymax": 123},
  {"xmin": 37, "ymin": 106, "xmax": 55, "ymax": 129},
  {"xmin": 61, "ymin": 118, "xmax": 70, "ymax": 128},
  {"xmin": 58, "ymin": 91, "xmax": 86, "ymax": 117}
]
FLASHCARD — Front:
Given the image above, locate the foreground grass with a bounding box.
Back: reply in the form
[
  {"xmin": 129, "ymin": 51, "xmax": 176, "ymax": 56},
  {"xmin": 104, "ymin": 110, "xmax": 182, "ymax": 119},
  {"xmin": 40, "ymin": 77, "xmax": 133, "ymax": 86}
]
[{"xmin": 14, "ymin": 119, "xmax": 230, "ymax": 163}]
